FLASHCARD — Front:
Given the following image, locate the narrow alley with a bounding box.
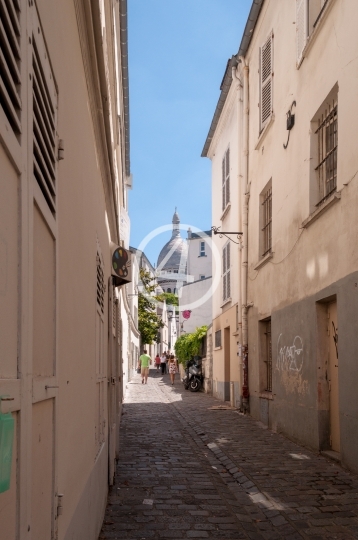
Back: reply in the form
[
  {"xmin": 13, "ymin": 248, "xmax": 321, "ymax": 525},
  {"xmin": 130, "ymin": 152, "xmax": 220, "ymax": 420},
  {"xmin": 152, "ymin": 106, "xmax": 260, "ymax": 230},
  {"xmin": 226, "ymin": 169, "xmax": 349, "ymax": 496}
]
[{"xmin": 99, "ymin": 371, "xmax": 358, "ymax": 540}]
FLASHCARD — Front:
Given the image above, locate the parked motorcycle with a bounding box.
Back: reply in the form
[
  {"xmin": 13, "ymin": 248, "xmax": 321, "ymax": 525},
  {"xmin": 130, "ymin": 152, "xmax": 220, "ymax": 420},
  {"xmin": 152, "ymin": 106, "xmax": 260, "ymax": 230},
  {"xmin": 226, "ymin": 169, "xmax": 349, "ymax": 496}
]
[{"xmin": 182, "ymin": 356, "xmax": 203, "ymax": 392}]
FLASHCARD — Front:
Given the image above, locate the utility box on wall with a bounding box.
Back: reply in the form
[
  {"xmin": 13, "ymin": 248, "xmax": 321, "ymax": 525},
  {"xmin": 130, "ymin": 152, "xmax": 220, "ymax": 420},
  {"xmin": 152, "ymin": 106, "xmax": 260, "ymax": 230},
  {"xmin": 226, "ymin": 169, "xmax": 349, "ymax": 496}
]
[{"xmin": 0, "ymin": 404, "xmax": 14, "ymax": 493}]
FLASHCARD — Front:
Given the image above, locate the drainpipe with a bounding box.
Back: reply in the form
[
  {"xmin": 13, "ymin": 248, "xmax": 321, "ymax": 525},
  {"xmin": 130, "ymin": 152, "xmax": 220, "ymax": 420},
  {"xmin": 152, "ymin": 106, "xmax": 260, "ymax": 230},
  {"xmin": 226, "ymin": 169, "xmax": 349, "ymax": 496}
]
[
  {"xmin": 238, "ymin": 55, "xmax": 250, "ymax": 413},
  {"xmin": 232, "ymin": 63, "xmax": 244, "ymax": 407}
]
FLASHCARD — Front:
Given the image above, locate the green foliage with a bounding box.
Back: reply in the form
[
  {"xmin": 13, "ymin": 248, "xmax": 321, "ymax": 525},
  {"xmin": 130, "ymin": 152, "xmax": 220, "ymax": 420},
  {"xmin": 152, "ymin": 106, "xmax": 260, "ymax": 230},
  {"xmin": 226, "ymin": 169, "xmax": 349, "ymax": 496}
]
[
  {"xmin": 155, "ymin": 292, "xmax": 178, "ymax": 308},
  {"xmin": 174, "ymin": 325, "xmax": 208, "ymax": 365},
  {"xmin": 138, "ymin": 268, "xmax": 163, "ymax": 346}
]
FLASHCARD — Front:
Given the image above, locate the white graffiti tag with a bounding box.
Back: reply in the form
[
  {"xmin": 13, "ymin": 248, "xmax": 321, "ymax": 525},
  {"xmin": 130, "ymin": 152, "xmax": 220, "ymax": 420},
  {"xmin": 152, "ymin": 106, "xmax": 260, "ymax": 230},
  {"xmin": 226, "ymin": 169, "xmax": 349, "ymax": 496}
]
[{"xmin": 276, "ymin": 334, "xmax": 304, "ymax": 372}]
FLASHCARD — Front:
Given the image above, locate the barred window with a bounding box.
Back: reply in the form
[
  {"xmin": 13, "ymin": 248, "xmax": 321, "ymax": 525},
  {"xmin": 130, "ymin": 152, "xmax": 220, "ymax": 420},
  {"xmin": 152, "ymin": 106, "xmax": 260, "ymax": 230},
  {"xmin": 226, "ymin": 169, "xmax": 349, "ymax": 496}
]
[
  {"xmin": 222, "ymin": 147, "xmax": 230, "ymax": 211},
  {"xmin": 261, "ymin": 184, "xmax": 272, "ymax": 257},
  {"xmin": 215, "ymin": 330, "xmax": 221, "ymax": 348},
  {"xmin": 222, "ymin": 242, "xmax": 230, "ymax": 302},
  {"xmin": 315, "ymin": 98, "xmax": 337, "ymax": 206}
]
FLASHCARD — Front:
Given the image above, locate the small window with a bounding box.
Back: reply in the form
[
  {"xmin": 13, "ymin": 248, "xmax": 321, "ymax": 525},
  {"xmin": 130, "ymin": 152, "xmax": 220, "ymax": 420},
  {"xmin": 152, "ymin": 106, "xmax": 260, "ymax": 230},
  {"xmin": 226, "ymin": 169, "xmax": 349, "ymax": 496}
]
[
  {"xmin": 215, "ymin": 330, "xmax": 222, "ymax": 348},
  {"xmin": 174, "ymin": 270, "xmax": 178, "ymax": 273},
  {"xmin": 315, "ymin": 98, "xmax": 337, "ymax": 206},
  {"xmin": 296, "ymin": 0, "xmax": 329, "ymax": 63},
  {"xmin": 222, "ymin": 243, "xmax": 231, "ymax": 302},
  {"xmin": 167, "ymin": 288, "xmax": 171, "ymax": 293},
  {"xmin": 259, "ymin": 33, "xmax": 273, "ymax": 133},
  {"xmin": 222, "ymin": 147, "xmax": 230, "ymax": 211},
  {"xmin": 260, "ymin": 182, "xmax": 272, "ymax": 258},
  {"xmin": 200, "ymin": 275, "xmax": 205, "ymax": 280},
  {"xmin": 200, "ymin": 241, "xmax": 206, "ymax": 256}
]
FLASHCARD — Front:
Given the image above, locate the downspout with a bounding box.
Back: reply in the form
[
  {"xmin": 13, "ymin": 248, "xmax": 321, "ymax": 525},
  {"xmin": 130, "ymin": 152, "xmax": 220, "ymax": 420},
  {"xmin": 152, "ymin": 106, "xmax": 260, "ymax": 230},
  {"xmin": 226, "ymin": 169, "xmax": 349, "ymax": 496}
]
[
  {"xmin": 238, "ymin": 56, "xmax": 250, "ymax": 413},
  {"xmin": 232, "ymin": 63, "xmax": 244, "ymax": 407}
]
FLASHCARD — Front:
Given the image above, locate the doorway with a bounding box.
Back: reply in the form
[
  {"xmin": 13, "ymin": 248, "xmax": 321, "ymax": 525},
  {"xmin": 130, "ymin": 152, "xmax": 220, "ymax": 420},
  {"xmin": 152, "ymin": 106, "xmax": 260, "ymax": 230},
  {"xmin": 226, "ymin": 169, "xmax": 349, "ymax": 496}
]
[{"xmin": 328, "ymin": 301, "xmax": 340, "ymax": 452}]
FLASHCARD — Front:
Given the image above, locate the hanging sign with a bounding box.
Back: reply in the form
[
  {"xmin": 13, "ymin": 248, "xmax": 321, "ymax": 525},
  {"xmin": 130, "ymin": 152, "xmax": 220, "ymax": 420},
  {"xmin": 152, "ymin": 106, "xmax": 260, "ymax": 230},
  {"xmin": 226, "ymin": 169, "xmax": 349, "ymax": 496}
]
[{"xmin": 111, "ymin": 243, "xmax": 132, "ymax": 287}]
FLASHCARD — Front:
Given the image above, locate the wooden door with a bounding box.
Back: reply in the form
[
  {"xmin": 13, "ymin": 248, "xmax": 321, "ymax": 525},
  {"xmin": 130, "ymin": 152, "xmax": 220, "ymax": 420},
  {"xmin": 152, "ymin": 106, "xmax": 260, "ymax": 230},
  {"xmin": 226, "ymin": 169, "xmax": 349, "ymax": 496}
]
[{"xmin": 328, "ymin": 301, "xmax": 340, "ymax": 452}]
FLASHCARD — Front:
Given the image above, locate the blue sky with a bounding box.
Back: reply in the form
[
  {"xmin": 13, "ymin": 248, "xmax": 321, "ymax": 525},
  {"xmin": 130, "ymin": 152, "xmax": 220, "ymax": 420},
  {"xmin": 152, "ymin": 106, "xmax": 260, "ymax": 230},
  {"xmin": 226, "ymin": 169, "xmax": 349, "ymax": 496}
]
[{"xmin": 128, "ymin": 0, "xmax": 252, "ymax": 266}]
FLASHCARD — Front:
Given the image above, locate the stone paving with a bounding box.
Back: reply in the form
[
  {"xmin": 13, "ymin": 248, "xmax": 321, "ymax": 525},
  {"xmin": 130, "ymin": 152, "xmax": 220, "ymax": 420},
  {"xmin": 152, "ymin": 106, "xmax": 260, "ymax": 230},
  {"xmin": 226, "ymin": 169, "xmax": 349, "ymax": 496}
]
[{"xmin": 99, "ymin": 370, "xmax": 358, "ymax": 540}]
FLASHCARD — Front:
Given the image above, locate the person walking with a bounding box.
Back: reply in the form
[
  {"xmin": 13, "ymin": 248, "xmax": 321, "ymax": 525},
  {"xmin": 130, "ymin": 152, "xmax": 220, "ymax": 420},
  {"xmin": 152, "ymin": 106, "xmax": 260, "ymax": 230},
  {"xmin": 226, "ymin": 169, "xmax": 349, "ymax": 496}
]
[
  {"xmin": 155, "ymin": 354, "xmax": 161, "ymax": 373},
  {"xmin": 160, "ymin": 352, "xmax": 167, "ymax": 375},
  {"xmin": 138, "ymin": 350, "xmax": 152, "ymax": 384},
  {"xmin": 168, "ymin": 354, "xmax": 178, "ymax": 386}
]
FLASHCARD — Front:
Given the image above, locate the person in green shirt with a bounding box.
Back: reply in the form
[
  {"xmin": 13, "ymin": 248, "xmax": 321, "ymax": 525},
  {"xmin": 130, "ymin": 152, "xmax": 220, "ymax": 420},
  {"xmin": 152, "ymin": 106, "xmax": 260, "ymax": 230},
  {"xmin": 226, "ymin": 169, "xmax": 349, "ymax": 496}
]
[{"xmin": 138, "ymin": 350, "xmax": 152, "ymax": 384}]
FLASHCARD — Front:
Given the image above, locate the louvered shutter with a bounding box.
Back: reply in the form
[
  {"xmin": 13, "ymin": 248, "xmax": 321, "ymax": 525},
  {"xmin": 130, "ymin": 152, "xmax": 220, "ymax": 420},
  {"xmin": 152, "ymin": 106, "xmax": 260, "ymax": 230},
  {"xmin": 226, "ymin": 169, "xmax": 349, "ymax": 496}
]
[
  {"xmin": 222, "ymin": 157, "xmax": 225, "ymax": 211},
  {"xmin": 260, "ymin": 34, "xmax": 273, "ymax": 131},
  {"xmin": 226, "ymin": 243, "xmax": 230, "ymax": 299},
  {"xmin": 296, "ymin": 0, "xmax": 308, "ymax": 63},
  {"xmin": 32, "ymin": 16, "xmax": 57, "ymax": 215},
  {"xmin": 225, "ymin": 147, "xmax": 230, "ymax": 207},
  {"xmin": 0, "ymin": 0, "xmax": 22, "ymax": 135},
  {"xmin": 222, "ymin": 245, "xmax": 226, "ymax": 300}
]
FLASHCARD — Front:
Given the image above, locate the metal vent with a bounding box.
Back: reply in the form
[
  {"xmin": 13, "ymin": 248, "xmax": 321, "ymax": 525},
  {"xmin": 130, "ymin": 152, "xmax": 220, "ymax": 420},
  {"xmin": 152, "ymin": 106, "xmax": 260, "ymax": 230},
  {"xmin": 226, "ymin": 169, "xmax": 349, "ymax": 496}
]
[
  {"xmin": 97, "ymin": 255, "xmax": 105, "ymax": 314},
  {"xmin": 32, "ymin": 38, "xmax": 56, "ymax": 213},
  {"xmin": 0, "ymin": 0, "xmax": 21, "ymax": 135}
]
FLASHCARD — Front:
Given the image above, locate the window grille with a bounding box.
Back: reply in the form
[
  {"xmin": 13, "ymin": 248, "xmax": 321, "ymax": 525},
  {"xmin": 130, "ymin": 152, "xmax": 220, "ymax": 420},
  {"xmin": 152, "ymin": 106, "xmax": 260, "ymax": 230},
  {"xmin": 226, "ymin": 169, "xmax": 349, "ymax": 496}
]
[
  {"xmin": 200, "ymin": 241, "xmax": 205, "ymax": 256},
  {"xmin": 222, "ymin": 242, "xmax": 230, "ymax": 301},
  {"xmin": 264, "ymin": 320, "xmax": 272, "ymax": 392},
  {"xmin": 261, "ymin": 186, "xmax": 272, "ymax": 257},
  {"xmin": 0, "ymin": 0, "xmax": 22, "ymax": 135},
  {"xmin": 96, "ymin": 254, "xmax": 105, "ymax": 314},
  {"xmin": 260, "ymin": 33, "xmax": 273, "ymax": 132},
  {"xmin": 315, "ymin": 98, "xmax": 337, "ymax": 206},
  {"xmin": 222, "ymin": 147, "xmax": 230, "ymax": 211},
  {"xmin": 32, "ymin": 32, "xmax": 57, "ymax": 214},
  {"xmin": 215, "ymin": 330, "xmax": 221, "ymax": 348}
]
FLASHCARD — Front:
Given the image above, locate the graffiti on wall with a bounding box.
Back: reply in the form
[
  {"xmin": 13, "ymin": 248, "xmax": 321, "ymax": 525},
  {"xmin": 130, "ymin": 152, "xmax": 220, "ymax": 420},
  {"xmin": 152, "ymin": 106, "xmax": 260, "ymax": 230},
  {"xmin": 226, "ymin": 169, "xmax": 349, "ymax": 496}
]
[
  {"xmin": 276, "ymin": 334, "xmax": 304, "ymax": 372},
  {"xmin": 276, "ymin": 333, "xmax": 309, "ymax": 395}
]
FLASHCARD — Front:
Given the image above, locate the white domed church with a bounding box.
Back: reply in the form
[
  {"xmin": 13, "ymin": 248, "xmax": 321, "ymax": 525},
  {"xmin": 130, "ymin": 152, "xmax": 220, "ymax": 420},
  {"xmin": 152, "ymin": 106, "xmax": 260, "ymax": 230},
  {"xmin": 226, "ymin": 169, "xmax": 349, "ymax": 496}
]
[{"xmin": 157, "ymin": 209, "xmax": 188, "ymax": 294}]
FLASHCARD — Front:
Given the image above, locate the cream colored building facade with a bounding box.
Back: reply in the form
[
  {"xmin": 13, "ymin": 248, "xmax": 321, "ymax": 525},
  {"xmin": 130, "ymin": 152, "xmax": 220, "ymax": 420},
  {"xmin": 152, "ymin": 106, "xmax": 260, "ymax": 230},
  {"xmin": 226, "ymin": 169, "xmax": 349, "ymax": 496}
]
[
  {"xmin": 204, "ymin": 0, "xmax": 358, "ymax": 473},
  {"xmin": 0, "ymin": 0, "xmax": 137, "ymax": 538},
  {"xmin": 203, "ymin": 60, "xmax": 244, "ymax": 406}
]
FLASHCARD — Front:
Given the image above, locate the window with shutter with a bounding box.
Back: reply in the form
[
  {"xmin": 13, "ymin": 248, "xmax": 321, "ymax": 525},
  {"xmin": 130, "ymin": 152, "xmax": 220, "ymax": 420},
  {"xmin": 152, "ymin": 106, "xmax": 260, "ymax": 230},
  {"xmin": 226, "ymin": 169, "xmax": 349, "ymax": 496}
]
[
  {"xmin": 222, "ymin": 242, "xmax": 231, "ymax": 302},
  {"xmin": 32, "ymin": 23, "xmax": 57, "ymax": 215},
  {"xmin": 259, "ymin": 33, "xmax": 273, "ymax": 133},
  {"xmin": 222, "ymin": 146, "xmax": 230, "ymax": 212},
  {"xmin": 296, "ymin": 0, "xmax": 308, "ymax": 64},
  {"xmin": 0, "ymin": 0, "xmax": 22, "ymax": 136}
]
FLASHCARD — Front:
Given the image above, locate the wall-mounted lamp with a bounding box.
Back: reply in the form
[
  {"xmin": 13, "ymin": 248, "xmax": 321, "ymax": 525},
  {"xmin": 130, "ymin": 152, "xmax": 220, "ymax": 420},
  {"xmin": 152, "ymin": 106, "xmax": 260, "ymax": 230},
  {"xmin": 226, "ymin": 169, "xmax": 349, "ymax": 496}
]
[{"xmin": 283, "ymin": 100, "xmax": 296, "ymax": 149}]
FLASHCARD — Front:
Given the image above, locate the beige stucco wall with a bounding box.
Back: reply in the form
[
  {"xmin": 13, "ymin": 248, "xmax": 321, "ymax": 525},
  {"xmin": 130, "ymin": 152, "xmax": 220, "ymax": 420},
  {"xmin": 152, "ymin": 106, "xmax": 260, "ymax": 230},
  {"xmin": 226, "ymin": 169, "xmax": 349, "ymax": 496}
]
[{"xmin": 0, "ymin": 0, "xmax": 135, "ymax": 537}]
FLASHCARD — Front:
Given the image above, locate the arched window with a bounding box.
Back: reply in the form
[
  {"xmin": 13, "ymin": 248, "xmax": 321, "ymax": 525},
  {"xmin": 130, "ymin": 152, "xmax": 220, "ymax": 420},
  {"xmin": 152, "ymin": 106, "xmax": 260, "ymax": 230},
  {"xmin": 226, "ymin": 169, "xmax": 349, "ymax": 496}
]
[
  {"xmin": 167, "ymin": 288, "xmax": 171, "ymax": 293},
  {"xmin": 174, "ymin": 288, "xmax": 177, "ymax": 294}
]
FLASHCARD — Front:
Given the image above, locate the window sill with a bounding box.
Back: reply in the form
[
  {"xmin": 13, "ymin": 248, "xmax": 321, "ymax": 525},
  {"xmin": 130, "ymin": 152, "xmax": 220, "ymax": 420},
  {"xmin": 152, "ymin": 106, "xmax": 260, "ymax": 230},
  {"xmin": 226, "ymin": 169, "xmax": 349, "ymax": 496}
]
[
  {"xmin": 254, "ymin": 251, "xmax": 273, "ymax": 271},
  {"xmin": 220, "ymin": 297, "xmax": 232, "ymax": 308},
  {"xmin": 302, "ymin": 191, "xmax": 341, "ymax": 229},
  {"xmin": 214, "ymin": 346, "xmax": 222, "ymax": 351},
  {"xmin": 259, "ymin": 392, "xmax": 273, "ymax": 400},
  {"xmin": 296, "ymin": 0, "xmax": 337, "ymax": 69},
  {"xmin": 255, "ymin": 114, "xmax": 275, "ymax": 150},
  {"xmin": 220, "ymin": 202, "xmax": 231, "ymax": 221},
  {"xmin": 198, "ymin": 255, "xmax": 207, "ymax": 258}
]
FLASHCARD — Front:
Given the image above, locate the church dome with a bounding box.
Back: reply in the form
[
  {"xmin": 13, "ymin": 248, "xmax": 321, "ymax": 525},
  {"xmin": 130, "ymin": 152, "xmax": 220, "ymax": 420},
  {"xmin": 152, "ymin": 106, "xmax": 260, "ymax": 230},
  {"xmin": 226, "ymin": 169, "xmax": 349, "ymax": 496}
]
[{"xmin": 157, "ymin": 209, "xmax": 188, "ymax": 272}]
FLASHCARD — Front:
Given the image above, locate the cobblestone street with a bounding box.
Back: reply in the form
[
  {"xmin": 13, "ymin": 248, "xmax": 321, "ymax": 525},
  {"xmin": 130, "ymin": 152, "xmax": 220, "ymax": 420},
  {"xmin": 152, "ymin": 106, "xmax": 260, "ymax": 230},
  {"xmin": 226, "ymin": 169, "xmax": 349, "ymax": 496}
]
[{"xmin": 99, "ymin": 371, "xmax": 358, "ymax": 540}]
